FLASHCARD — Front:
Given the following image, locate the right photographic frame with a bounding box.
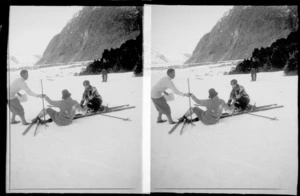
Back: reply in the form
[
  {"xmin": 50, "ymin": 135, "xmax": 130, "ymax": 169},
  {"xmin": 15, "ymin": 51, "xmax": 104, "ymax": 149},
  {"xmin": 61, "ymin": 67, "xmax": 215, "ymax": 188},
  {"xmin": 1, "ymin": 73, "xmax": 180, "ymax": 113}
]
[{"xmin": 149, "ymin": 5, "xmax": 298, "ymax": 195}]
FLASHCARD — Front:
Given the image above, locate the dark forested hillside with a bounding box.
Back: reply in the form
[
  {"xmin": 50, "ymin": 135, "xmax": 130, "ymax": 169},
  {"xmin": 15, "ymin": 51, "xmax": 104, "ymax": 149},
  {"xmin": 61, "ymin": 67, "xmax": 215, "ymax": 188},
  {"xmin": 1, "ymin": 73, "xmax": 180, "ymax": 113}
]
[
  {"xmin": 229, "ymin": 30, "xmax": 298, "ymax": 75},
  {"xmin": 186, "ymin": 6, "xmax": 298, "ymax": 64},
  {"xmin": 80, "ymin": 33, "xmax": 143, "ymax": 76}
]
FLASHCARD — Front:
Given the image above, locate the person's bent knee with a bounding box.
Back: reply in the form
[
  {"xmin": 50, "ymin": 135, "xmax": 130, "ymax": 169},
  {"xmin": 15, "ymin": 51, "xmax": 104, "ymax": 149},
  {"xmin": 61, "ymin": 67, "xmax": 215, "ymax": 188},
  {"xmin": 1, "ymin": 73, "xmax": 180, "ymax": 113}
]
[
  {"xmin": 192, "ymin": 107, "xmax": 201, "ymax": 113},
  {"xmin": 46, "ymin": 108, "xmax": 52, "ymax": 114}
]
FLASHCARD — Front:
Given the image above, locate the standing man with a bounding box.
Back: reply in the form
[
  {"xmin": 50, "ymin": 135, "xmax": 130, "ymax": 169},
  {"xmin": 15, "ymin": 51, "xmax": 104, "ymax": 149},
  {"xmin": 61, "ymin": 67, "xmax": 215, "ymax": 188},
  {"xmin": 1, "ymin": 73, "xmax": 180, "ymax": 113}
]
[
  {"xmin": 227, "ymin": 79, "xmax": 251, "ymax": 111},
  {"xmin": 250, "ymin": 67, "xmax": 257, "ymax": 81},
  {"xmin": 8, "ymin": 69, "xmax": 44, "ymax": 125},
  {"xmin": 102, "ymin": 69, "xmax": 108, "ymax": 82},
  {"xmin": 151, "ymin": 68, "xmax": 189, "ymax": 124}
]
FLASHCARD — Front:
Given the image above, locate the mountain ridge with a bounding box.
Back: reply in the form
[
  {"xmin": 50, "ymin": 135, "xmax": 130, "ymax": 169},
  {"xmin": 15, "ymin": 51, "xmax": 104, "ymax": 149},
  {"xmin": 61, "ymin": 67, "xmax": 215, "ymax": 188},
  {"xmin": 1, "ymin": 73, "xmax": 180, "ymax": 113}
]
[
  {"xmin": 186, "ymin": 6, "xmax": 298, "ymax": 64},
  {"xmin": 36, "ymin": 6, "xmax": 141, "ymax": 66}
]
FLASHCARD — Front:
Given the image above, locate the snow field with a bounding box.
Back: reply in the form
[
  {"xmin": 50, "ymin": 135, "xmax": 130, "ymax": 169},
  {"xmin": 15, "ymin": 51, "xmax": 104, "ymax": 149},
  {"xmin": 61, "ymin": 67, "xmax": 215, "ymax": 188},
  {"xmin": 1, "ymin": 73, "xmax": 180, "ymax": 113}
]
[
  {"xmin": 6, "ymin": 63, "xmax": 298, "ymax": 194},
  {"xmin": 150, "ymin": 65, "xmax": 297, "ymax": 194},
  {"xmin": 7, "ymin": 66, "xmax": 143, "ymax": 193}
]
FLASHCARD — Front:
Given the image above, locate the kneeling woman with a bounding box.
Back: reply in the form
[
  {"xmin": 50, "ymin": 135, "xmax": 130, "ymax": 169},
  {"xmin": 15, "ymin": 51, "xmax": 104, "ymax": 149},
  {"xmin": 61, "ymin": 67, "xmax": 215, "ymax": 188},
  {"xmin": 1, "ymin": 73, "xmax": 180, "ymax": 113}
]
[{"xmin": 80, "ymin": 80, "xmax": 103, "ymax": 113}]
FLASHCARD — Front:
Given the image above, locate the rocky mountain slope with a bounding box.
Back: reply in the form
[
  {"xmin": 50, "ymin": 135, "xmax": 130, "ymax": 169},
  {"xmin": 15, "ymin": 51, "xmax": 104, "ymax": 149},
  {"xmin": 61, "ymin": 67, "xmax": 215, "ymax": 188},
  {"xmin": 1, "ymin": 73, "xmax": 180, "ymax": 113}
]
[
  {"xmin": 36, "ymin": 6, "xmax": 142, "ymax": 66},
  {"xmin": 186, "ymin": 6, "xmax": 298, "ymax": 64}
]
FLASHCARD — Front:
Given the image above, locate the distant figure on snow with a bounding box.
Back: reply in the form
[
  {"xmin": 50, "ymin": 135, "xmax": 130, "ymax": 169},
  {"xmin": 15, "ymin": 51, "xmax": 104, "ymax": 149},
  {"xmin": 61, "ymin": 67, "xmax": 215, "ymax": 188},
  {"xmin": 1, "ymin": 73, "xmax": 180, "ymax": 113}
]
[
  {"xmin": 80, "ymin": 80, "xmax": 104, "ymax": 113},
  {"xmin": 180, "ymin": 88, "xmax": 235, "ymax": 125},
  {"xmin": 102, "ymin": 69, "xmax": 108, "ymax": 82},
  {"xmin": 251, "ymin": 67, "xmax": 257, "ymax": 81},
  {"xmin": 227, "ymin": 79, "xmax": 251, "ymax": 111},
  {"xmin": 8, "ymin": 69, "xmax": 44, "ymax": 125},
  {"xmin": 33, "ymin": 89, "xmax": 87, "ymax": 126},
  {"xmin": 151, "ymin": 68, "xmax": 189, "ymax": 124}
]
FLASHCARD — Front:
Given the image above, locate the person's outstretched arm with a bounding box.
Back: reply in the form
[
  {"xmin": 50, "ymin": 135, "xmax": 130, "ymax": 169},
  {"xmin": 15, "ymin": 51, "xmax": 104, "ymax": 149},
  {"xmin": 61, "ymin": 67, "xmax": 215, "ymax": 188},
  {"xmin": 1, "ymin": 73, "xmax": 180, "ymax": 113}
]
[
  {"xmin": 21, "ymin": 81, "xmax": 39, "ymax": 97},
  {"xmin": 44, "ymin": 96, "xmax": 62, "ymax": 108},
  {"xmin": 190, "ymin": 93, "xmax": 208, "ymax": 106},
  {"xmin": 168, "ymin": 80, "xmax": 186, "ymax": 96}
]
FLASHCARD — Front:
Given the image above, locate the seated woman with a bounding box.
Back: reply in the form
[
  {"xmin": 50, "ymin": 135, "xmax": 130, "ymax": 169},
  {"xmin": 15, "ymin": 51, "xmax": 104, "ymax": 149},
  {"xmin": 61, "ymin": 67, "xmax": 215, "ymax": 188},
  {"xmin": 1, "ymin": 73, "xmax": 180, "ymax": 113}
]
[
  {"xmin": 33, "ymin": 89, "xmax": 87, "ymax": 125},
  {"xmin": 180, "ymin": 88, "xmax": 235, "ymax": 125}
]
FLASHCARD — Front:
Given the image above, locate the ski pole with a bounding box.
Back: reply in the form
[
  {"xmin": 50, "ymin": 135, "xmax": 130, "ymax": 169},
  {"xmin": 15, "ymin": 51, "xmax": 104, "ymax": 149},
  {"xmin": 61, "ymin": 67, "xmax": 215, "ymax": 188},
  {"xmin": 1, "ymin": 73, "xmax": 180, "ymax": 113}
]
[
  {"xmin": 247, "ymin": 113, "xmax": 278, "ymax": 120},
  {"xmin": 99, "ymin": 113, "xmax": 130, "ymax": 121},
  {"xmin": 187, "ymin": 78, "xmax": 194, "ymax": 125},
  {"xmin": 41, "ymin": 80, "xmax": 48, "ymax": 129}
]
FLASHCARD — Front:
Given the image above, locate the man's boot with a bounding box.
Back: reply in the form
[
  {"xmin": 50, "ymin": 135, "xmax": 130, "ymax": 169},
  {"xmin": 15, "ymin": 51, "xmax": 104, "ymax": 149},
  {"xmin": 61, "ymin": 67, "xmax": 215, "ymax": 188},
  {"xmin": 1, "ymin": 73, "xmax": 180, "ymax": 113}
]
[{"xmin": 20, "ymin": 115, "xmax": 30, "ymax": 125}]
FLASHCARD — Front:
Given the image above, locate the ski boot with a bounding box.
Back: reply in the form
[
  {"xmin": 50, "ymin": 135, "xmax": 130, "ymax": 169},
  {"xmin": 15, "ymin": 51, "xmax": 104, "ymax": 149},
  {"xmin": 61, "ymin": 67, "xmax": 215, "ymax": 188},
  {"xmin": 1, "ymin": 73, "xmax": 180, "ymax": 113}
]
[
  {"xmin": 185, "ymin": 118, "xmax": 193, "ymax": 124},
  {"xmin": 246, "ymin": 104, "xmax": 255, "ymax": 111},
  {"xmin": 31, "ymin": 116, "xmax": 41, "ymax": 123},
  {"xmin": 86, "ymin": 108, "xmax": 94, "ymax": 114},
  {"xmin": 98, "ymin": 105, "xmax": 107, "ymax": 112},
  {"xmin": 39, "ymin": 118, "xmax": 53, "ymax": 125},
  {"xmin": 178, "ymin": 115, "xmax": 193, "ymax": 123},
  {"xmin": 178, "ymin": 115, "xmax": 186, "ymax": 123},
  {"xmin": 232, "ymin": 107, "xmax": 242, "ymax": 114}
]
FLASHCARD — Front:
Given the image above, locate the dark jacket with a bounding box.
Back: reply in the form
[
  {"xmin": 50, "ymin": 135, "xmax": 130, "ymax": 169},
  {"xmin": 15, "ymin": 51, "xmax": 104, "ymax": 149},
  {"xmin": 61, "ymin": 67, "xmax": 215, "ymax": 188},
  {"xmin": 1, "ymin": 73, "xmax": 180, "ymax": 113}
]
[
  {"xmin": 228, "ymin": 84, "xmax": 249, "ymax": 104},
  {"xmin": 81, "ymin": 85, "xmax": 102, "ymax": 105}
]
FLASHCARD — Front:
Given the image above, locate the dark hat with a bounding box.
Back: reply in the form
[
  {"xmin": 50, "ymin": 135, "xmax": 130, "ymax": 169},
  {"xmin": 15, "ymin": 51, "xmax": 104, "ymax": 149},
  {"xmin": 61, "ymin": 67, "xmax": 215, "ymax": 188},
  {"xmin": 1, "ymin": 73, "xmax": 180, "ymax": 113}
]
[
  {"xmin": 208, "ymin": 88, "xmax": 218, "ymax": 99},
  {"xmin": 83, "ymin": 80, "xmax": 90, "ymax": 86},
  {"xmin": 62, "ymin": 89, "xmax": 71, "ymax": 100},
  {"xmin": 231, "ymin": 79, "xmax": 238, "ymax": 85}
]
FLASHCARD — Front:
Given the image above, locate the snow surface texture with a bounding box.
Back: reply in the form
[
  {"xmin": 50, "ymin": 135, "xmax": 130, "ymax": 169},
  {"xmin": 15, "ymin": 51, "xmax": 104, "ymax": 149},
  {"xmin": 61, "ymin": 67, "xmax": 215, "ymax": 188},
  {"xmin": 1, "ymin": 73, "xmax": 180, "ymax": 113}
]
[
  {"xmin": 150, "ymin": 64, "xmax": 298, "ymax": 194},
  {"xmin": 7, "ymin": 62, "xmax": 298, "ymax": 194},
  {"xmin": 7, "ymin": 65, "xmax": 143, "ymax": 193}
]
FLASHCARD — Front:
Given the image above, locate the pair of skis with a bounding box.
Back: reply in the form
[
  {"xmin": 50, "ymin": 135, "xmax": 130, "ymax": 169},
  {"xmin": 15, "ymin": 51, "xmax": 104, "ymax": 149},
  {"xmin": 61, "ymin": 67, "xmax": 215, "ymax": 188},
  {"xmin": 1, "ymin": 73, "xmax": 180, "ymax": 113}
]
[
  {"xmin": 171, "ymin": 78, "xmax": 196, "ymax": 135},
  {"xmin": 73, "ymin": 104, "xmax": 133, "ymax": 120},
  {"xmin": 168, "ymin": 118, "xmax": 193, "ymax": 135},
  {"xmin": 22, "ymin": 118, "xmax": 43, "ymax": 136},
  {"xmin": 219, "ymin": 104, "xmax": 283, "ymax": 119},
  {"xmin": 168, "ymin": 78, "xmax": 195, "ymax": 135},
  {"xmin": 22, "ymin": 104, "xmax": 134, "ymax": 136},
  {"xmin": 168, "ymin": 104, "xmax": 283, "ymax": 135}
]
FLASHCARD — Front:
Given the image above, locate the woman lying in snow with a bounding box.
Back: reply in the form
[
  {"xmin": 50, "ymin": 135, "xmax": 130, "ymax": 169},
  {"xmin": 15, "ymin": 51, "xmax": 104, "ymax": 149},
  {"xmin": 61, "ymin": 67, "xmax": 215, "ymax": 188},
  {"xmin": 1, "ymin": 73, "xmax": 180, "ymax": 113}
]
[
  {"xmin": 32, "ymin": 89, "xmax": 87, "ymax": 126},
  {"xmin": 179, "ymin": 88, "xmax": 235, "ymax": 125}
]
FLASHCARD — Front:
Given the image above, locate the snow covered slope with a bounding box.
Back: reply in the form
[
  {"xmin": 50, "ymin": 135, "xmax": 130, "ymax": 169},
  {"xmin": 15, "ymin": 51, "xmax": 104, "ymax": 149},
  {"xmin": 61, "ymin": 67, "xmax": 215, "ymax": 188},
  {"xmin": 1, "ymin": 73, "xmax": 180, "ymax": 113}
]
[
  {"xmin": 7, "ymin": 66, "xmax": 143, "ymax": 193},
  {"xmin": 8, "ymin": 53, "xmax": 41, "ymax": 70},
  {"xmin": 151, "ymin": 48, "xmax": 191, "ymax": 68},
  {"xmin": 6, "ymin": 62, "xmax": 298, "ymax": 194},
  {"xmin": 150, "ymin": 64, "xmax": 297, "ymax": 194}
]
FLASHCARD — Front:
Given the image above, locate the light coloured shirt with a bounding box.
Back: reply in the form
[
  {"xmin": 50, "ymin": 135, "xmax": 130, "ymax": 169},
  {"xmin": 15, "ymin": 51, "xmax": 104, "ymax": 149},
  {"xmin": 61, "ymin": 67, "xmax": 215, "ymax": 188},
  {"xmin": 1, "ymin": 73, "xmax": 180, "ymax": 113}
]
[
  {"xmin": 193, "ymin": 96, "xmax": 233, "ymax": 125},
  {"xmin": 45, "ymin": 96, "xmax": 80, "ymax": 126},
  {"xmin": 151, "ymin": 76, "xmax": 185, "ymax": 99},
  {"xmin": 8, "ymin": 77, "xmax": 38, "ymax": 100}
]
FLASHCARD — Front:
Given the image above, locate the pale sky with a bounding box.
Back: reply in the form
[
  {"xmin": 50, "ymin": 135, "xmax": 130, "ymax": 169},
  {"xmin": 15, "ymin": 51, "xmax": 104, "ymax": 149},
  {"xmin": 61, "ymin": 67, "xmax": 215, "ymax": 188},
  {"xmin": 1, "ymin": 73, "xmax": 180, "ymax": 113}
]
[
  {"xmin": 8, "ymin": 5, "xmax": 233, "ymax": 56},
  {"xmin": 9, "ymin": 6, "xmax": 83, "ymax": 56},
  {"xmin": 151, "ymin": 5, "xmax": 233, "ymax": 54}
]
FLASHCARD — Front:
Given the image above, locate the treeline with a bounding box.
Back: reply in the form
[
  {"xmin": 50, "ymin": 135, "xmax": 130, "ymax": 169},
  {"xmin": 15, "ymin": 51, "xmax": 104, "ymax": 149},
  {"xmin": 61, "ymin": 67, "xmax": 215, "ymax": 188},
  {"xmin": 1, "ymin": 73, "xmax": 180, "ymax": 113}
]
[
  {"xmin": 229, "ymin": 30, "xmax": 298, "ymax": 75},
  {"xmin": 79, "ymin": 33, "xmax": 142, "ymax": 76}
]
